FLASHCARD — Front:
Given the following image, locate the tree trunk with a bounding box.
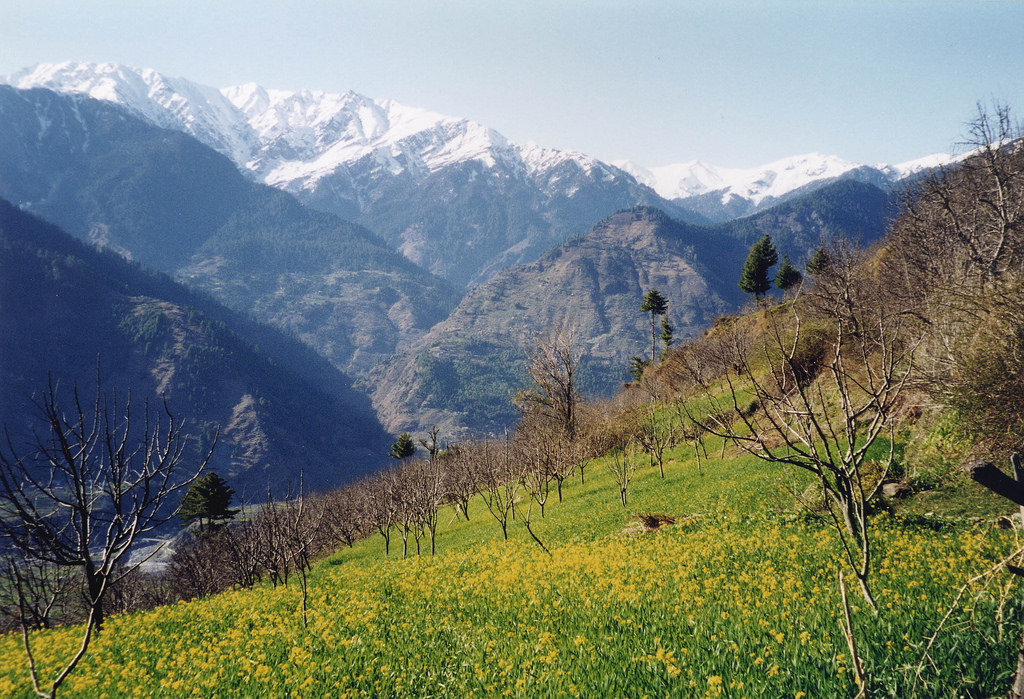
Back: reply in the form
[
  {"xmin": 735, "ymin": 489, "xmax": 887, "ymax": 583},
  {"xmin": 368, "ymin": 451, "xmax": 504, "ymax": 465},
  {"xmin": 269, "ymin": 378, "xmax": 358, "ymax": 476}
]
[
  {"xmin": 84, "ymin": 565, "xmax": 105, "ymax": 633},
  {"xmin": 1011, "ymin": 455, "xmax": 1024, "ymax": 699},
  {"xmin": 1011, "ymin": 625, "xmax": 1024, "ymax": 699}
]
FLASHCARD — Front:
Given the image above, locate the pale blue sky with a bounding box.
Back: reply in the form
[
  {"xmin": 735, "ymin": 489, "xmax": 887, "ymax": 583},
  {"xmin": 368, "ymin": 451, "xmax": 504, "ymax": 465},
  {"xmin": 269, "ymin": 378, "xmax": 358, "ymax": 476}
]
[{"xmin": 2, "ymin": 0, "xmax": 1022, "ymax": 168}]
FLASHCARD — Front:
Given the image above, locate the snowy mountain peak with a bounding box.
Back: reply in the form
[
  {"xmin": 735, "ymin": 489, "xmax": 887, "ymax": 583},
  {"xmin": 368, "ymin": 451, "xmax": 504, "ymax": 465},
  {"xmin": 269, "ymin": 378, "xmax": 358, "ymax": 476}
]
[
  {"xmin": 4, "ymin": 62, "xmax": 520, "ymax": 187},
  {"xmin": 6, "ymin": 61, "xmax": 258, "ymax": 165},
  {"xmin": 881, "ymin": 153, "xmax": 957, "ymax": 180},
  {"xmin": 616, "ymin": 152, "xmax": 870, "ymax": 205},
  {"xmin": 3, "ymin": 61, "xmax": 957, "ymax": 225}
]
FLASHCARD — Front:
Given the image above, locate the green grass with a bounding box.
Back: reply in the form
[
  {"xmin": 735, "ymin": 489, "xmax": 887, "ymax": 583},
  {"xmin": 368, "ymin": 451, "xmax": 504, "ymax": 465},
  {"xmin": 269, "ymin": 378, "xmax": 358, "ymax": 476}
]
[{"xmin": 1, "ymin": 440, "xmax": 1022, "ymax": 697}]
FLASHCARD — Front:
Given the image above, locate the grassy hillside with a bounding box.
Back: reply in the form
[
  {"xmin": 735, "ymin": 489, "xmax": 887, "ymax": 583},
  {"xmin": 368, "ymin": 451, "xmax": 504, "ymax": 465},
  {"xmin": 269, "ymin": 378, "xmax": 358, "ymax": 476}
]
[{"xmin": 1, "ymin": 433, "xmax": 1019, "ymax": 697}]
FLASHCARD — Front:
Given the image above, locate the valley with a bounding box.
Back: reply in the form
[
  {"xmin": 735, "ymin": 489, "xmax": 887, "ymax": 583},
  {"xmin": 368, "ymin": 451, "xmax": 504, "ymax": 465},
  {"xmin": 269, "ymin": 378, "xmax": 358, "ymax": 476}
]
[
  {"xmin": 1, "ymin": 65, "xmax": 907, "ymax": 455},
  {"xmin": 0, "ymin": 57, "xmax": 1023, "ymax": 698}
]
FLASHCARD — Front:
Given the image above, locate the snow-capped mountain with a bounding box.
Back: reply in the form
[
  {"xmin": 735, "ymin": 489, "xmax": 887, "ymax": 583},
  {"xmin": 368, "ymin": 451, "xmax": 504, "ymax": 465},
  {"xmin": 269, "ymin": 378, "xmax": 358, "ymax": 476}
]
[
  {"xmin": 615, "ymin": 151, "xmax": 954, "ymax": 221},
  {"xmin": 2, "ymin": 61, "xmax": 953, "ymax": 281},
  {"xmin": 4, "ymin": 61, "xmax": 686, "ymax": 286},
  {"xmin": 617, "ymin": 154, "xmax": 864, "ymax": 204},
  {"xmin": 4, "ymin": 62, "xmax": 621, "ymax": 202}
]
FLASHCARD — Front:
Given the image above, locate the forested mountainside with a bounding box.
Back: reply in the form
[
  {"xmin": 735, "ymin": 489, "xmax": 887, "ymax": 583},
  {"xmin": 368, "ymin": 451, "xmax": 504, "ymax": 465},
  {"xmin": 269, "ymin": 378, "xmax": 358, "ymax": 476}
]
[
  {"xmin": 0, "ymin": 198, "xmax": 389, "ymax": 492},
  {"xmin": 708, "ymin": 179, "xmax": 895, "ymax": 259},
  {"xmin": 364, "ymin": 177, "xmax": 892, "ymax": 436},
  {"xmin": 0, "ymin": 86, "xmax": 459, "ymax": 376}
]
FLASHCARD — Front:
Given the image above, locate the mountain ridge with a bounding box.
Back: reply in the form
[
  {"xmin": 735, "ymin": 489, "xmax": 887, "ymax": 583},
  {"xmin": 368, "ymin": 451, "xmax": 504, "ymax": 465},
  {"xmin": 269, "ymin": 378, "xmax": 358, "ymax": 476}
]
[
  {"xmin": 0, "ymin": 197, "xmax": 390, "ymax": 492},
  {"xmin": 0, "ymin": 84, "xmax": 459, "ymax": 376},
  {"xmin": 363, "ymin": 174, "xmax": 893, "ymax": 437},
  {"xmin": 362, "ymin": 207, "xmax": 747, "ymax": 435},
  {"xmin": 616, "ymin": 152, "xmax": 954, "ymax": 223},
  {"xmin": 2, "ymin": 61, "xmax": 939, "ymax": 285}
]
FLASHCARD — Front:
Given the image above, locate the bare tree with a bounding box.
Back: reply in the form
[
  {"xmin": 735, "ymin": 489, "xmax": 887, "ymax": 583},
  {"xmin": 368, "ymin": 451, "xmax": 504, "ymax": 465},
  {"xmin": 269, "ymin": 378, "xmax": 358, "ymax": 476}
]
[
  {"xmin": 105, "ymin": 565, "xmax": 164, "ymax": 617},
  {"xmin": 0, "ymin": 377, "xmax": 215, "ymax": 698},
  {"xmin": 517, "ymin": 324, "xmax": 583, "ymax": 441},
  {"xmin": 418, "ymin": 425, "xmax": 442, "ymax": 463},
  {"xmin": 632, "ymin": 402, "xmax": 676, "ymax": 479},
  {"xmin": 221, "ymin": 519, "xmax": 264, "ymax": 590},
  {"xmin": 363, "ymin": 469, "xmax": 399, "ymax": 556},
  {"xmin": 606, "ymin": 439, "xmax": 641, "ymax": 507},
  {"xmin": 517, "ymin": 424, "xmax": 555, "ymax": 518},
  {"xmin": 441, "ymin": 445, "xmax": 476, "ymax": 521},
  {"xmin": 572, "ymin": 402, "xmax": 620, "ymax": 485},
  {"xmin": 473, "ymin": 437, "xmax": 523, "ymax": 541},
  {"xmin": 889, "ymin": 105, "xmax": 1024, "ymax": 455},
  {"xmin": 0, "ymin": 557, "xmax": 77, "ymax": 633},
  {"xmin": 165, "ymin": 533, "xmax": 234, "ymax": 601},
  {"xmin": 682, "ymin": 242, "xmax": 920, "ymax": 611},
  {"xmin": 393, "ymin": 467, "xmax": 418, "ymax": 557},
  {"xmin": 278, "ymin": 483, "xmax": 327, "ymax": 627},
  {"xmin": 897, "ymin": 104, "xmax": 1023, "ymax": 295},
  {"xmin": 406, "ymin": 457, "xmax": 446, "ymax": 555},
  {"xmin": 516, "ymin": 325, "xmax": 585, "ymax": 504},
  {"xmin": 252, "ymin": 490, "xmax": 289, "ymax": 588},
  {"xmin": 673, "ymin": 399, "xmax": 709, "ymax": 473},
  {"xmin": 320, "ymin": 485, "xmax": 368, "ymax": 550}
]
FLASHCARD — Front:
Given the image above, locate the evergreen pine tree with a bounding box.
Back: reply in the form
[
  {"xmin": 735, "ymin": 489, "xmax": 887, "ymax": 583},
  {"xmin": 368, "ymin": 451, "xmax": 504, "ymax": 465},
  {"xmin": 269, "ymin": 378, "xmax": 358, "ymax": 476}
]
[
  {"xmin": 806, "ymin": 246, "xmax": 831, "ymax": 276},
  {"xmin": 640, "ymin": 288, "xmax": 669, "ymax": 363},
  {"xmin": 179, "ymin": 472, "xmax": 239, "ymax": 533},
  {"xmin": 389, "ymin": 432, "xmax": 416, "ymax": 460},
  {"xmin": 738, "ymin": 234, "xmax": 779, "ymax": 298},
  {"xmin": 627, "ymin": 355, "xmax": 650, "ymax": 382},
  {"xmin": 659, "ymin": 317, "xmax": 674, "ymax": 358},
  {"xmin": 775, "ymin": 255, "xmax": 803, "ymax": 290}
]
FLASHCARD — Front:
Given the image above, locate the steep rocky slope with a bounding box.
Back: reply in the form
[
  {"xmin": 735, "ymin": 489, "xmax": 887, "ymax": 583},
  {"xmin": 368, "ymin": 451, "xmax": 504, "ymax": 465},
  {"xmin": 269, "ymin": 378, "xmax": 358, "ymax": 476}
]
[
  {"xmin": 0, "ymin": 198, "xmax": 390, "ymax": 492},
  {"xmin": 0, "ymin": 86, "xmax": 458, "ymax": 376},
  {"xmin": 364, "ymin": 208, "xmax": 746, "ymax": 435}
]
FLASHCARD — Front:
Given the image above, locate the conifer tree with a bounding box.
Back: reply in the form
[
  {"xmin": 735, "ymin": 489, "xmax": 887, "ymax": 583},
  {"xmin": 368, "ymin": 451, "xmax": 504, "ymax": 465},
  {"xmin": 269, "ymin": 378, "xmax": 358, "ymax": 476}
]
[
  {"xmin": 805, "ymin": 246, "xmax": 831, "ymax": 276},
  {"xmin": 640, "ymin": 288, "xmax": 669, "ymax": 363},
  {"xmin": 738, "ymin": 234, "xmax": 778, "ymax": 298},
  {"xmin": 775, "ymin": 255, "xmax": 803, "ymax": 290},
  {"xmin": 659, "ymin": 316, "xmax": 674, "ymax": 358},
  {"xmin": 627, "ymin": 356, "xmax": 650, "ymax": 382},
  {"xmin": 179, "ymin": 472, "xmax": 239, "ymax": 533},
  {"xmin": 389, "ymin": 432, "xmax": 416, "ymax": 460}
]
